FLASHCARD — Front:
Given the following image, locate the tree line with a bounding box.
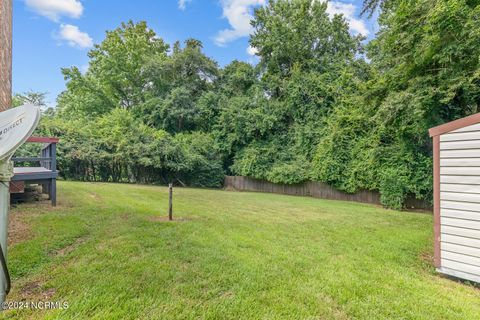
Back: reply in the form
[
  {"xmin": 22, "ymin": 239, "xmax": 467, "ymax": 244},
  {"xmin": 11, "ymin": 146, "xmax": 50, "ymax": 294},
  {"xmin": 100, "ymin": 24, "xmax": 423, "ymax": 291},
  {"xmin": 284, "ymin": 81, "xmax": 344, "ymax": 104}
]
[{"xmin": 18, "ymin": 0, "xmax": 480, "ymax": 209}]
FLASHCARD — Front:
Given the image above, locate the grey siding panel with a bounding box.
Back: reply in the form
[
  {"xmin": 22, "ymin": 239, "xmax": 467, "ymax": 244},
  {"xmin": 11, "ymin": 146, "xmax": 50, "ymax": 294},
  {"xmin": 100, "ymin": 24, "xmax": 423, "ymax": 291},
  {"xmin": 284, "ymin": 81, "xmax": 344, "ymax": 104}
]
[
  {"xmin": 436, "ymin": 127, "xmax": 480, "ymax": 282},
  {"xmin": 441, "ymin": 234, "xmax": 480, "ymax": 249},
  {"xmin": 441, "ymin": 242, "xmax": 480, "ymax": 258},
  {"xmin": 440, "ymin": 175, "xmax": 480, "ymax": 184},
  {"xmin": 441, "ymin": 200, "xmax": 480, "ymax": 212},
  {"xmin": 441, "ymin": 131, "xmax": 480, "ymax": 142},
  {"xmin": 441, "ymin": 167, "xmax": 480, "ymax": 175},
  {"xmin": 441, "ymin": 208, "xmax": 480, "ymax": 221},
  {"xmin": 438, "ymin": 267, "xmax": 480, "ymax": 283},
  {"xmin": 441, "ymin": 259, "xmax": 480, "ymax": 277},
  {"xmin": 440, "ymin": 183, "xmax": 480, "ymax": 194},
  {"xmin": 441, "ymin": 149, "xmax": 480, "ymax": 158},
  {"xmin": 440, "ymin": 192, "xmax": 480, "ymax": 203},
  {"xmin": 441, "ymin": 225, "xmax": 480, "ymax": 240},
  {"xmin": 441, "ymin": 251, "xmax": 480, "ymax": 267},
  {"xmin": 440, "ymin": 158, "xmax": 480, "ymax": 167},
  {"xmin": 440, "ymin": 140, "xmax": 480, "ymax": 150},
  {"xmin": 441, "ymin": 218, "xmax": 480, "ymax": 231}
]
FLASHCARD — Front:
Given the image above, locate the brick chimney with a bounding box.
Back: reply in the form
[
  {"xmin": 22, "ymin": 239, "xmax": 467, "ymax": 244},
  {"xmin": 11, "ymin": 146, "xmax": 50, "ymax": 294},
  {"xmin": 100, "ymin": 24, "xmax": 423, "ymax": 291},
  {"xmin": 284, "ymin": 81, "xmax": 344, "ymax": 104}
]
[{"xmin": 0, "ymin": 0, "xmax": 12, "ymax": 112}]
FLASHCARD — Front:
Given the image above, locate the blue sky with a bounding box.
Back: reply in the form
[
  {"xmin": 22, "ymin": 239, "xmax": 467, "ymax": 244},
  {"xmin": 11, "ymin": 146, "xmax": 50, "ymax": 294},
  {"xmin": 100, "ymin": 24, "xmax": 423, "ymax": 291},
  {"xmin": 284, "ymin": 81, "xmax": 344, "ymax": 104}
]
[{"xmin": 13, "ymin": 0, "xmax": 378, "ymax": 107}]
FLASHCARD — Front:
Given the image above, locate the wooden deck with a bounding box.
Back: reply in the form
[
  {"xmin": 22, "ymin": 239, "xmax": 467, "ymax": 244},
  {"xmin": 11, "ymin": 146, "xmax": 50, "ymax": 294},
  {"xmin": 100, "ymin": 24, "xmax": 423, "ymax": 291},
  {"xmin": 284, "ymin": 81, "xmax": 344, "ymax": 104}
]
[{"xmin": 10, "ymin": 137, "xmax": 59, "ymax": 206}]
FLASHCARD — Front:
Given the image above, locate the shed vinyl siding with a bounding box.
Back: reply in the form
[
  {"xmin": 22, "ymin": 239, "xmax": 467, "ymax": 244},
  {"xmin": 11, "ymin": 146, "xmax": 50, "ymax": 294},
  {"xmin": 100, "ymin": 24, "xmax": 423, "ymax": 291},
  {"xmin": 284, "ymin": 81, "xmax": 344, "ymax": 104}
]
[
  {"xmin": 440, "ymin": 175, "xmax": 480, "ymax": 184},
  {"xmin": 438, "ymin": 268, "xmax": 480, "ymax": 283},
  {"xmin": 439, "ymin": 123, "xmax": 480, "ymax": 282},
  {"xmin": 440, "ymin": 131, "xmax": 480, "ymax": 142},
  {"xmin": 442, "ymin": 251, "xmax": 480, "ymax": 267},
  {"xmin": 441, "ymin": 208, "xmax": 480, "ymax": 221},
  {"xmin": 441, "ymin": 200, "xmax": 480, "ymax": 212},
  {"xmin": 440, "ymin": 260, "xmax": 480, "ymax": 278},
  {"xmin": 441, "ymin": 183, "xmax": 480, "ymax": 193},
  {"xmin": 441, "ymin": 191, "xmax": 480, "ymax": 203},
  {"xmin": 442, "ymin": 243, "xmax": 480, "ymax": 258},
  {"xmin": 440, "ymin": 140, "xmax": 480, "ymax": 150},
  {"xmin": 441, "ymin": 149, "xmax": 480, "ymax": 158},
  {"xmin": 441, "ymin": 158, "xmax": 480, "ymax": 167},
  {"xmin": 441, "ymin": 218, "xmax": 480, "ymax": 233},
  {"xmin": 442, "ymin": 225, "xmax": 480, "ymax": 240}
]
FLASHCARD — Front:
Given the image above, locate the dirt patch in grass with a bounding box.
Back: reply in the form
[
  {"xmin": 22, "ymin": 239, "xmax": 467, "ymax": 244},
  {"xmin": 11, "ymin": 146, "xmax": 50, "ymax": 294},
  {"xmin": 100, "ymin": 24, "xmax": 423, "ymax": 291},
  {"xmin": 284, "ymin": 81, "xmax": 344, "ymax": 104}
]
[
  {"xmin": 420, "ymin": 250, "xmax": 434, "ymax": 266},
  {"xmin": 8, "ymin": 214, "xmax": 32, "ymax": 246},
  {"xmin": 89, "ymin": 192, "xmax": 102, "ymax": 201},
  {"xmin": 8, "ymin": 201, "xmax": 74, "ymax": 246},
  {"xmin": 219, "ymin": 290, "xmax": 235, "ymax": 299},
  {"xmin": 147, "ymin": 216, "xmax": 190, "ymax": 222},
  {"xmin": 120, "ymin": 212, "xmax": 131, "ymax": 220},
  {"xmin": 19, "ymin": 280, "xmax": 56, "ymax": 300},
  {"xmin": 52, "ymin": 236, "xmax": 88, "ymax": 257},
  {"xmin": 52, "ymin": 198, "xmax": 75, "ymax": 209},
  {"xmin": 12, "ymin": 200, "xmax": 74, "ymax": 212}
]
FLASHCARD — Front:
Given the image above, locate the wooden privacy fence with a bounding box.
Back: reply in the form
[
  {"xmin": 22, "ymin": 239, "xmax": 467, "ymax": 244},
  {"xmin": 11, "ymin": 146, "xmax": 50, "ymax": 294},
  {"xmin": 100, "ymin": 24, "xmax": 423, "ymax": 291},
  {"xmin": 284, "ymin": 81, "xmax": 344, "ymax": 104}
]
[{"xmin": 224, "ymin": 176, "xmax": 430, "ymax": 210}]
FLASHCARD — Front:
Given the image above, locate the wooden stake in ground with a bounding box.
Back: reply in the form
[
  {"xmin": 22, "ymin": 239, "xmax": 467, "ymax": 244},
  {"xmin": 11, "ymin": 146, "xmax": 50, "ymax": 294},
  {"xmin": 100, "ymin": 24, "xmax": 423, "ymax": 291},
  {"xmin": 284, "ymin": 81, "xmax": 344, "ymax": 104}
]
[{"xmin": 168, "ymin": 183, "xmax": 173, "ymax": 221}]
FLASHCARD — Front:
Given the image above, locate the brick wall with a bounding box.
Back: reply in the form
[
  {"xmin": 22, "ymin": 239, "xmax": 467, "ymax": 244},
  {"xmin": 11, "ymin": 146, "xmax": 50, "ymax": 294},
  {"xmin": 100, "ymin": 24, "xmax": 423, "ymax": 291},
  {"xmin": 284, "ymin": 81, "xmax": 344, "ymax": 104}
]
[{"xmin": 0, "ymin": 0, "xmax": 12, "ymax": 112}]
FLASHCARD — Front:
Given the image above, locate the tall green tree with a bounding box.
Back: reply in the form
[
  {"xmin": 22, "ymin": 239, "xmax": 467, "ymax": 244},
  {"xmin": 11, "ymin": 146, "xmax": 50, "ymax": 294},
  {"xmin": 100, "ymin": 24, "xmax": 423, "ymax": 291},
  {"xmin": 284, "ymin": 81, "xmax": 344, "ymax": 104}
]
[
  {"xmin": 314, "ymin": 0, "xmax": 480, "ymax": 208},
  {"xmin": 226, "ymin": 0, "xmax": 367, "ymax": 183},
  {"xmin": 39, "ymin": 1, "xmax": 480, "ymax": 209},
  {"xmin": 51, "ymin": 22, "xmax": 224, "ymax": 187},
  {"xmin": 139, "ymin": 39, "xmax": 219, "ymax": 133},
  {"xmin": 58, "ymin": 21, "xmax": 169, "ymax": 118},
  {"xmin": 251, "ymin": 0, "xmax": 363, "ymax": 97},
  {"xmin": 13, "ymin": 91, "xmax": 48, "ymax": 107}
]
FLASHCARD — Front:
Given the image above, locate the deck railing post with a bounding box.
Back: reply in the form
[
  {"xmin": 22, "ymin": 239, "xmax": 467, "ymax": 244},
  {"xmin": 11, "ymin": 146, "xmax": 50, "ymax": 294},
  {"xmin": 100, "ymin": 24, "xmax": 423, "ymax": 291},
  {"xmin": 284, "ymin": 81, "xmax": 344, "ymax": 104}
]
[{"xmin": 51, "ymin": 143, "xmax": 57, "ymax": 173}]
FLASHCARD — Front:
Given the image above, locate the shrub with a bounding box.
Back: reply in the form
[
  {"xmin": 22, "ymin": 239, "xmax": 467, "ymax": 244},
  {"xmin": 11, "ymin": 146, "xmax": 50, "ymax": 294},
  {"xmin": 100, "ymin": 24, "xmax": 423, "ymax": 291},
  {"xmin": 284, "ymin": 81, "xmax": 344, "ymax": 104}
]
[{"xmin": 379, "ymin": 168, "xmax": 408, "ymax": 210}]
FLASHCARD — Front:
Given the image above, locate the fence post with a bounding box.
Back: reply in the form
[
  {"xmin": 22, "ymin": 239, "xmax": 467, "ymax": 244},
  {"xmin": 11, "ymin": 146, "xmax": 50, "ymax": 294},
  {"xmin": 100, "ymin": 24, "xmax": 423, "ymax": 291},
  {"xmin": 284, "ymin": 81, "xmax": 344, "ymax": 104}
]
[{"xmin": 168, "ymin": 183, "xmax": 173, "ymax": 221}]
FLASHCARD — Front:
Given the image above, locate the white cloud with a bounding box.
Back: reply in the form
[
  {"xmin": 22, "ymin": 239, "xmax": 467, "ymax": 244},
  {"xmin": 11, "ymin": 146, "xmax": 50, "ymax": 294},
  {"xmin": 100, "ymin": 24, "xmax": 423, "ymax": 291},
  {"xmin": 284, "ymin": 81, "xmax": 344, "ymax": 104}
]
[
  {"xmin": 214, "ymin": 0, "xmax": 368, "ymax": 47},
  {"xmin": 58, "ymin": 24, "xmax": 93, "ymax": 48},
  {"xmin": 246, "ymin": 45, "xmax": 257, "ymax": 56},
  {"xmin": 178, "ymin": 0, "xmax": 192, "ymax": 10},
  {"xmin": 214, "ymin": 0, "xmax": 266, "ymax": 46},
  {"xmin": 325, "ymin": 1, "xmax": 369, "ymax": 36},
  {"xmin": 80, "ymin": 64, "xmax": 89, "ymax": 74},
  {"xmin": 25, "ymin": 0, "xmax": 83, "ymax": 21}
]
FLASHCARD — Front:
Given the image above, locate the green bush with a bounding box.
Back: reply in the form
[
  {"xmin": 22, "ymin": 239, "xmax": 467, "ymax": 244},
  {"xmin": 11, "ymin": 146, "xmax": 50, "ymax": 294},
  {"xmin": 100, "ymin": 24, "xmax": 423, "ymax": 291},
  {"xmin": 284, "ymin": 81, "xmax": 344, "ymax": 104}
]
[
  {"xmin": 36, "ymin": 110, "xmax": 224, "ymax": 187},
  {"xmin": 379, "ymin": 168, "xmax": 409, "ymax": 210}
]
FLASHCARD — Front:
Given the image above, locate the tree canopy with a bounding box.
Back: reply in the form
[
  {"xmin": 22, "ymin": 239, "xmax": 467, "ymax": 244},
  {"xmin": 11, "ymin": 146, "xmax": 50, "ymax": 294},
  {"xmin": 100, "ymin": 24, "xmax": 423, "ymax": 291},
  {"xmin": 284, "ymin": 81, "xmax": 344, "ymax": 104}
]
[{"xmin": 30, "ymin": 0, "xmax": 480, "ymax": 209}]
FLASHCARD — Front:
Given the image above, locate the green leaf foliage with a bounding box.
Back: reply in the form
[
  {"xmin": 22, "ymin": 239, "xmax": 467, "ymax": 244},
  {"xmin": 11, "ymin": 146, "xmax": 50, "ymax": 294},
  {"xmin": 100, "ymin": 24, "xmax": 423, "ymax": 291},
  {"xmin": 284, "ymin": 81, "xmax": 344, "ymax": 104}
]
[{"xmin": 30, "ymin": 0, "xmax": 480, "ymax": 208}]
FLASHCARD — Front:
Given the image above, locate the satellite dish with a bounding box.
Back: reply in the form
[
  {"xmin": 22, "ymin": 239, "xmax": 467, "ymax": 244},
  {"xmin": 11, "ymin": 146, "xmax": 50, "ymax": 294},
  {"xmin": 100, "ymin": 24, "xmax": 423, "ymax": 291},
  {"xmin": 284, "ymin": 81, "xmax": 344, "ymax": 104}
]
[{"xmin": 0, "ymin": 105, "xmax": 41, "ymax": 161}]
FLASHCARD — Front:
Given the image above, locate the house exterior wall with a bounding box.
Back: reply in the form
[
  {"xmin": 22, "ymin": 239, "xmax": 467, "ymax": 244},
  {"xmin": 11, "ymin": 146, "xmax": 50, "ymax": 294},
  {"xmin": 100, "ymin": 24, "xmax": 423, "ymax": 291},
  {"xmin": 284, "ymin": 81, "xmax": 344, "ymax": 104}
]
[
  {"xmin": 437, "ymin": 122, "xmax": 480, "ymax": 283},
  {"xmin": 0, "ymin": 0, "xmax": 12, "ymax": 112}
]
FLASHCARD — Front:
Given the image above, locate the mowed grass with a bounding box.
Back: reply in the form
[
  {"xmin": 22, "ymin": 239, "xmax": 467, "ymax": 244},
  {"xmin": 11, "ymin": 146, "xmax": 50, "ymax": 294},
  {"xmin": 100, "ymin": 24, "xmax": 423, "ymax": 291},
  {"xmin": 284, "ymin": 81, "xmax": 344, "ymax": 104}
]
[{"xmin": 2, "ymin": 181, "xmax": 479, "ymax": 319}]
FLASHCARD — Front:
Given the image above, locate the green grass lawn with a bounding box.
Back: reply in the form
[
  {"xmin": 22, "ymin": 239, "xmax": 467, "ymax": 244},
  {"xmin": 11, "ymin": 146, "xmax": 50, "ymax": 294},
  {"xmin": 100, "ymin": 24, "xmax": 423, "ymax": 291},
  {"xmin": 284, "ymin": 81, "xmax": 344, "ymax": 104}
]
[{"xmin": 2, "ymin": 181, "xmax": 479, "ymax": 319}]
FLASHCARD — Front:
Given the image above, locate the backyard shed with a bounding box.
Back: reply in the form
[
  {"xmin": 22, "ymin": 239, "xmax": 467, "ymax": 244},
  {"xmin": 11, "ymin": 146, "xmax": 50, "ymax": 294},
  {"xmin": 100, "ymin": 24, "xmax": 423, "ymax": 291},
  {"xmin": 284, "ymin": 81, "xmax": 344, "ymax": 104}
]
[{"xmin": 429, "ymin": 114, "xmax": 480, "ymax": 283}]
